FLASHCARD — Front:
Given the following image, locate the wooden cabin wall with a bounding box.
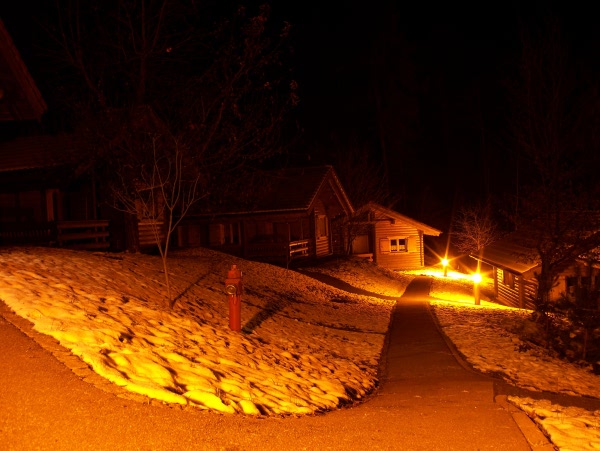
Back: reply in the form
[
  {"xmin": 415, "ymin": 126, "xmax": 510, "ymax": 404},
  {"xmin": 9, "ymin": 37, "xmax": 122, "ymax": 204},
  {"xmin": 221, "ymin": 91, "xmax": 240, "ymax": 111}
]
[
  {"xmin": 374, "ymin": 220, "xmax": 423, "ymax": 270},
  {"xmin": 495, "ymin": 268, "xmax": 536, "ymax": 309},
  {"xmin": 522, "ymin": 280, "xmax": 537, "ymax": 309},
  {"xmin": 494, "ymin": 263, "xmax": 600, "ymax": 310},
  {"xmin": 138, "ymin": 219, "xmax": 165, "ymax": 248},
  {"xmin": 496, "ymin": 269, "xmax": 518, "ymax": 307}
]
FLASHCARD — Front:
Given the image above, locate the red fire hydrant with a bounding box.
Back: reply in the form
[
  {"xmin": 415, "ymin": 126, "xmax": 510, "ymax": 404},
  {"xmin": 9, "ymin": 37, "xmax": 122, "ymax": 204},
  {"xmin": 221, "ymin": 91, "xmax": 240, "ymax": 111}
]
[{"xmin": 225, "ymin": 264, "xmax": 243, "ymax": 332}]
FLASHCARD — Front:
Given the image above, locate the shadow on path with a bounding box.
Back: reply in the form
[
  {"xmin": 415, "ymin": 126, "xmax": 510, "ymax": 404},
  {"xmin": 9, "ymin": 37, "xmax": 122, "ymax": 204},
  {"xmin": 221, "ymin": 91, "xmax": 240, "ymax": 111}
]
[{"xmin": 296, "ymin": 269, "xmax": 398, "ymax": 301}]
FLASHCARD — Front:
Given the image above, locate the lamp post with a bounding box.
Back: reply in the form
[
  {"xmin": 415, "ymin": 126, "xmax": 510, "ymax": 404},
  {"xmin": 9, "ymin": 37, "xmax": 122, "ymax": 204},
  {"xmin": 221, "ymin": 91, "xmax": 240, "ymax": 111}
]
[
  {"xmin": 442, "ymin": 257, "xmax": 449, "ymax": 277},
  {"xmin": 473, "ymin": 272, "xmax": 482, "ymax": 305}
]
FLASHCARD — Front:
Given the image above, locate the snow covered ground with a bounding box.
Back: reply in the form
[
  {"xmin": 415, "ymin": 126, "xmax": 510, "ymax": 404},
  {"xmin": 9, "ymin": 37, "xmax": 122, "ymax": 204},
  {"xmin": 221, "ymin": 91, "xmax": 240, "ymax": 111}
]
[{"xmin": 0, "ymin": 247, "xmax": 599, "ymax": 450}]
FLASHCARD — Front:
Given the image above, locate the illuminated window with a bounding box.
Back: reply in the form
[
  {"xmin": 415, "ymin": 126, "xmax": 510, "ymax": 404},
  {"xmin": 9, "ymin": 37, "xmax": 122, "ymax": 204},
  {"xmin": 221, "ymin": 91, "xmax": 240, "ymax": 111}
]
[
  {"xmin": 380, "ymin": 237, "xmax": 408, "ymax": 253},
  {"xmin": 390, "ymin": 238, "xmax": 407, "ymax": 252}
]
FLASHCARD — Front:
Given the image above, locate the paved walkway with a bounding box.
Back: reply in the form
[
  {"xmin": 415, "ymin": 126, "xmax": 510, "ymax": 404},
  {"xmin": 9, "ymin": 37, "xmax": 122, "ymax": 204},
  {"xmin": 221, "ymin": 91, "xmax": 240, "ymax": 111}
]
[
  {"xmin": 369, "ymin": 276, "xmax": 550, "ymax": 450},
  {"xmin": 0, "ymin": 276, "xmax": 553, "ymax": 450}
]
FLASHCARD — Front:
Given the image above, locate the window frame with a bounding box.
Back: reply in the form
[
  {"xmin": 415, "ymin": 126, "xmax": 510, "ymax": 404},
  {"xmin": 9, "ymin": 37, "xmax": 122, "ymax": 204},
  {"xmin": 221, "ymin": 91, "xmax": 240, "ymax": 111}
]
[
  {"xmin": 502, "ymin": 270, "xmax": 515, "ymax": 289},
  {"xmin": 380, "ymin": 236, "xmax": 410, "ymax": 253},
  {"xmin": 390, "ymin": 237, "xmax": 407, "ymax": 253}
]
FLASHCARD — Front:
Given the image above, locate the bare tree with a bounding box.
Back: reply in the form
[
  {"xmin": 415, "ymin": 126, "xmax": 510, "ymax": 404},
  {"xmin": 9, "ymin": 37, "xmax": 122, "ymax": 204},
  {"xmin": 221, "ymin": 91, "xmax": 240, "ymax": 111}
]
[
  {"xmin": 507, "ymin": 15, "xmax": 600, "ymax": 308},
  {"xmin": 36, "ymin": 1, "xmax": 296, "ymax": 307},
  {"xmin": 39, "ymin": 1, "xmax": 296, "ymax": 212},
  {"xmin": 451, "ymin": 202, "xmax": 499, "ymax": 256},
  {"xmin": 451, "ymin": 201, "xmax": 500, "ymax": 304},
  {"xmin": 111, "ymin": 133, "xmax": 203, "ymax": 308}
]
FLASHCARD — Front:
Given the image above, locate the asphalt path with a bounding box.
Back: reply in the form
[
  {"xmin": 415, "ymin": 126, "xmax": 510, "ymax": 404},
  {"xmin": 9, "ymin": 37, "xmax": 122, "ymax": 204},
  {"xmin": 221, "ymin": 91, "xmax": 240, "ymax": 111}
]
[{"xmin": 0, "ymin": 276, "xmax": 554, "ymax": 450}]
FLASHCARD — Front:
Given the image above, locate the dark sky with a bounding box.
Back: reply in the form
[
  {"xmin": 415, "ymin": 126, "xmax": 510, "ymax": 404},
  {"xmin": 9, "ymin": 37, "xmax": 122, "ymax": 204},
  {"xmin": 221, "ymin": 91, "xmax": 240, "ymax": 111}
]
[
  {"xmin": 2, "ymin": 1, "xmax": 599, "ymax": 228},
  {"xmin": 273, "ymin": 1, "xmax": 599, "ymax": 226},
  {"xmin": 269, "ymin": 2, "xmax": 520, "ymax": 224}
]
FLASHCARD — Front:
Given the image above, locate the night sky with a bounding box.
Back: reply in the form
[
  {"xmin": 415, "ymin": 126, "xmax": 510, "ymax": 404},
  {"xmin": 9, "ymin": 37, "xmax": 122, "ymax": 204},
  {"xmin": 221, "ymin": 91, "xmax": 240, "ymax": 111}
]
[
  {"xmin": 2, "ymin": 1, "xmax": 599, "ymax": 229},
  {"xmin": 279, "ymin": 1, "xmax": 599, "ymax": 228}
]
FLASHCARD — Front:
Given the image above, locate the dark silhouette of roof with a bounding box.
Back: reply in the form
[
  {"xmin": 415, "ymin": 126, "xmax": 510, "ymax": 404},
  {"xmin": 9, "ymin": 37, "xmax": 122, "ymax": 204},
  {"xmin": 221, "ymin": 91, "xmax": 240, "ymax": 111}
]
[
  {"xmin": 208, "ymin": 165, "xmax": 354, "ymax": 216},
  {"xmin": 0, "ymin": 18, "xmax": 46, "ymax": 122},
  {"xmin": 254, "ymin": 166, "xmax": 350, "ymax": 212},
  {"xmin": 474, "ymin": 236, "xmax": 540, "ymax": 275}
]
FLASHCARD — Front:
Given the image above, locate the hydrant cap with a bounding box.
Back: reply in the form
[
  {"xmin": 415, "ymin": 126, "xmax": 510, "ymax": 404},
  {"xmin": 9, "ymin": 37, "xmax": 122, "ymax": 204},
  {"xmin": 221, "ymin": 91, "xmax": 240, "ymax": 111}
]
[{"xmin": 228, "ymin": 264, "xmax": 241, "ymax": 279}]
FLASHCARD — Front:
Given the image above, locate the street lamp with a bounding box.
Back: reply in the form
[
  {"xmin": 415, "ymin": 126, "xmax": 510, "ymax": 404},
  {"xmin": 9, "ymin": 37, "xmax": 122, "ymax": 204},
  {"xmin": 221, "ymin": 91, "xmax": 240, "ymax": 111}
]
[
  {"xmin": 473, "ymin": 272, "xmax": 482, "ymax": 305},
  {"xmin": 442, "ymin": 257, "xmax": 449, "ymax": 277}
]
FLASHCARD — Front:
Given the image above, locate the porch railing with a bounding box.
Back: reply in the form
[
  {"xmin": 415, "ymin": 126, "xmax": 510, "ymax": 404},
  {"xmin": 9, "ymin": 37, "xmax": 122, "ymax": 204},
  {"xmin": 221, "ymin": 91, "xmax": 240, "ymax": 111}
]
[
  {"xmin": 56, "ymin": 220, "xmax": 110, "ymax": 250},
  {"xmin": 289, "ymin": 240, "xmax": 310, "ymax": 258},
  {"xmin": 0, "ymin": 222, "xmax": 54, "ymax": 245},
  {"xmin": 245, "ymin": 239, "xmax": 310, "ymax": 263},
  {"xmin": 0, "ymin": 220, "xmax": 111, "ymax": 250}
]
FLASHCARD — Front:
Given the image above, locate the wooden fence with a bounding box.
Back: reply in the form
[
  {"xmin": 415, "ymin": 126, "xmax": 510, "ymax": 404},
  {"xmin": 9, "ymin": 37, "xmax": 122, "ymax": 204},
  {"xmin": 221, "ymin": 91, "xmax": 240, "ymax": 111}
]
[
  {"xmin": 56, "ymin": 220, "xmax": 110, "ymax": 250},
  {"xmin": 0, "ymin": 220, "xmax": 111, "ymax": 250},
  {"xmin": 245, "ymin": 239, "xmax": 310, "ymax": 265},
  {"xmin": 0, "ymin": 222, "xmax": 54, "ymax": 245}
]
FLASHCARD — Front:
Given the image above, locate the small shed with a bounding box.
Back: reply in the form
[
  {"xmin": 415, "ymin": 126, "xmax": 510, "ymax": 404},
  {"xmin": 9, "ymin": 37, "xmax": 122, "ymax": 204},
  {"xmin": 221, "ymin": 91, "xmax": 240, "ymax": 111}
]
[
  {"xmin": 177, "ymin": 166, "xmax": 354, "ymax": 265},
  {"xmin": 472, "ymin": 235, "xmax": 600, "ymax": 310},
  {"xmin": 471, "ymin": 237, "xmax": 540, "ymax": 309},
  {"xmin": 349, "ymin": 202, "xmax": 442, "ymax": 270}
]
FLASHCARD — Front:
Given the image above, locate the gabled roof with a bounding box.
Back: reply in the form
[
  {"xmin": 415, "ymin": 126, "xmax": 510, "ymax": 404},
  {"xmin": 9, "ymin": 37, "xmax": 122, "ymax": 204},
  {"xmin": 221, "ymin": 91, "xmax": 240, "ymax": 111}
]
[
  {"xmin": 0, "ymin": 18, "xmax": 46, "ymax": 122},
  {"xmin": 210, "ymin": 166, "xmax": 354, "ymax": 216},
  {"xmin": 257, "ymin": 165, "xmax": 352, "ymax": 213},
  {"xmin": 358, "ymin": 202, "xmax": 442, "ymax": 236},
  {"xmin": 472, "ymin": 235, "xmax": 540, "ymax": 275},
  {"xmin": 475, "ymin": 216, "xmax": 600, "ymax": 276}
]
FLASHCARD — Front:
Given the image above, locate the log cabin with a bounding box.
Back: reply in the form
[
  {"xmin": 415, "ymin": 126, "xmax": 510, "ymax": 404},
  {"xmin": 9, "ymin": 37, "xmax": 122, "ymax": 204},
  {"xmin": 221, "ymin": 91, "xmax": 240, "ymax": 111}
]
[
  {"xmin": 472, "ymin": 234, "xmax": 600, "ymax": 310},
  {"xmin": 0, "ymin": 19, "xmax": 115, "ymax": 250},
  {"xmin": 176, "ymin": 166, "xmax": 354, "ymax": 266},
  {"xmin": 349, "ymin": 202, "xmax": 442, "ymax": 270}
]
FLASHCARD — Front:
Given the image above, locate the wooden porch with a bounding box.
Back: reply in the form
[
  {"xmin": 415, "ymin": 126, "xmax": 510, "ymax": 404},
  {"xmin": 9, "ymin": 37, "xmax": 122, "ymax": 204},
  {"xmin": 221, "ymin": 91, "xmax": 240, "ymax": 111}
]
[
  {"xmin": 245, "ymin": 239, "xmax": 310, "ymax": 266},
  {"xmin": 0, "ymin": 220, "xmax": 110, "ymax": 250}
]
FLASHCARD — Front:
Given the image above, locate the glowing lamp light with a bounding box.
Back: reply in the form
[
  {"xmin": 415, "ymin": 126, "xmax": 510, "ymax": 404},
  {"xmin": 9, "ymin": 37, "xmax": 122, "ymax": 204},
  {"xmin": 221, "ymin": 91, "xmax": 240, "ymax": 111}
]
[
  {"xmin": 472, "ymin": 273, "xmax": 482, "ymax": 284},
  {"xmin": 441, "ymin": 257, "xmax": 449, "ymax": 277}
]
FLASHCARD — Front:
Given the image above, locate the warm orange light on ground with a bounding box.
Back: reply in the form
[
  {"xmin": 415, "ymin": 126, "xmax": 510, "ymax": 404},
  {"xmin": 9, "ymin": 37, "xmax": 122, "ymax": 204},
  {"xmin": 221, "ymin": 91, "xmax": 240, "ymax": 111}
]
[
  {"xmin": 441, "ymin": 258, "xmax": 449, "ymax": 277},
  {"xmin": 472, "ymin": 272, "xmax": 482, "ymax": 305}
]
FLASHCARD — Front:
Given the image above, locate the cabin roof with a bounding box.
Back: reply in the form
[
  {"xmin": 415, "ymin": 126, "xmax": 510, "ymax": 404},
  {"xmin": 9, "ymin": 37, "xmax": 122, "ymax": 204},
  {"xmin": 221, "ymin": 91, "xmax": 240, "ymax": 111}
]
[
  {"xmin": 472, "ymin": 235, "xmax": 540, "ymax": 275},
  {"xmin": 359, "ymin": 202, "xmax": 442, "ymax": 236},
  {"xmin": 208, "ymin": 166, "xmax": 354, "ymax": 216},
  {"xmin": 0, "ymin": 19, "xmax": 46, "ymax": 122},
  {"xmin": 257, "ymin": 165, "xmax": 352, "ymax": 213}
]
